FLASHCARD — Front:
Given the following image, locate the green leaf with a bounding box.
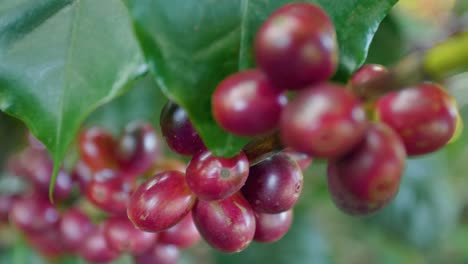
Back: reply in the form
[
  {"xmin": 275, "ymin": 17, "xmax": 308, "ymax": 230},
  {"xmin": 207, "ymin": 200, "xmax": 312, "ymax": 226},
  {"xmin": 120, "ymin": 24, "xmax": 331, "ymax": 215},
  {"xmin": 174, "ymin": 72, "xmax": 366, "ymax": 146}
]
[
  {"xmin": 365, "ymin": 14, "xmax": 405, "ymax": 66},
  {"xmin": 0, "ymin": 112, "xmax": 26, "ymax": 170},
  {"xmin": 213, "ymin": 210, "xmax": 330, "ymax": 264},
  {"xmin": 0, "ymin": 0, "xmax": 146, "ymax": 197},
  {"xmin": 126, "ymin": 0, "xmax": 397, "ymax": 157},
  {"xmin": 85, "ymin": 74, "xmax": 166, "ymax": 135}
]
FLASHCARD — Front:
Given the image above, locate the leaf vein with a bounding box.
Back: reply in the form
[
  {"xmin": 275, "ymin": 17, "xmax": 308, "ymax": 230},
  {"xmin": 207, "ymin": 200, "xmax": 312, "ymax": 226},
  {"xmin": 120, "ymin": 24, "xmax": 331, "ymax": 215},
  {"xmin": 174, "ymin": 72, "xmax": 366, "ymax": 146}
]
[{"xmin": 238, "ymin": 0, "xmax": 250, "ymax": 70}]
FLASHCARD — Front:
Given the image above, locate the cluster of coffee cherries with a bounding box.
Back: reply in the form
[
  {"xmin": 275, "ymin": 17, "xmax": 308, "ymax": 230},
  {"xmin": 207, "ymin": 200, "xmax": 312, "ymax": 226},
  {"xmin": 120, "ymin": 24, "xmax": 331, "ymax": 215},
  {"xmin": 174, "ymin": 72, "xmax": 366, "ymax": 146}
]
[
  {"xmin": 1, "ymin": 124, "xmax": 197, "ymax": 263},
  {"xmin": 212, "ymin": 2, "xmax": 460, "ymax": 215},
  {"xmin": 127, "ymin": 101, "xmax": 312, "ymax": 255},
  {"xmin": 0, "ymin": 2, "xmax": 461, "ymax": 263}
]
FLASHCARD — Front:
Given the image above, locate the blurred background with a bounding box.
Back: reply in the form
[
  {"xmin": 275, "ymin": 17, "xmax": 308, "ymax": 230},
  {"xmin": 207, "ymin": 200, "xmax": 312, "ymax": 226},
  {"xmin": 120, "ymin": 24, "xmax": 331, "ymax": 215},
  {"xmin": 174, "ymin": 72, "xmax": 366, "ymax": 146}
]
[{"xmin": 1, "ymin": 0, "xmax": 468, "ymax": 263}]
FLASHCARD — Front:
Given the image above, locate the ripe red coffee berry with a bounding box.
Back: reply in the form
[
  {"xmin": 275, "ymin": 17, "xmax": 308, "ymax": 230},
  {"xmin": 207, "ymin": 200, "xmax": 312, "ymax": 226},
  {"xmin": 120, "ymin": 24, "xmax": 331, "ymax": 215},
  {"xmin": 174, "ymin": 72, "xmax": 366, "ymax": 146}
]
[
  {"xmin": 186, "ymin": 150, "xmax": 249, "ymax": 201},
  {"xmin": 255, "ymin": 3, "xmax": 338, "ymax": 89},
  {"xmin": 103, "ymin": 216, "xmax": 157, "ymax": 255},
  {"xmin": 327, "ymin": 123, "xmax": 406, "ymax": 215},
  {"xmin": 27, "ymin": 228, "xmax": 66, "ymax": 258},
  {"xmin": 15, "ymin": 147, "xmax": 72, "ymax": 200},
  {"xmin": 348, "ymin": 64, "xmax": 389, "ymax": 98},
  {"xmin": 0, "ymin": 194, "xmax": 16, "ymax": 223},
  {"xmin": 117, "ymin": 122, "xmax": 161, "ymax": 175},
  {"xmin": 79, "ymin": 225, "xmax": 120, "ymax": 263},
  {"xmin": 254, "ymin": 209, "xmax": 293, "ymax": 243},
  {"xmin": 212, "ymin": 69, "xmax": 287, "ymax": 136},
  {"xmin": 10, "ymin": 195, "xmax": 60, "ymax": 234},
  {"xmin": 79, "ymin": 127, "xmax": 118, "ymax": 172},
  {"xmin": 280, "ymin": 83, "xmax": 367, "ymax": 158},
  {"xmin": 242, "ymin": 153, "xmax": 303, "ymax": 213},
  {"xmin": 192, "ymin": 193, "xmax": 255, "ymax": 253},
  {"xmin": 127, "ymin": 171, "xmax": 196, "ymax": 232},
  {"xmin": 134, "ymin": 244, "xmax": 180, "ymax": 264},
  {"xmin": 159, "ymin": 212, "xmax": 201, "ymax": 249},
  {"xmin": 86, "ymin": 172, "xmax": 136, "ymax": 215},
  {"xmin": 59, "ymin": 208, "xmax": 93, "ymax": 252},
  {"xmin": 160, "ymin": 101, "xmax": 206, "ymax": 156},
  {"xmin": 376, "ymin": 83, "xmax": 458, "ymax": 155}
]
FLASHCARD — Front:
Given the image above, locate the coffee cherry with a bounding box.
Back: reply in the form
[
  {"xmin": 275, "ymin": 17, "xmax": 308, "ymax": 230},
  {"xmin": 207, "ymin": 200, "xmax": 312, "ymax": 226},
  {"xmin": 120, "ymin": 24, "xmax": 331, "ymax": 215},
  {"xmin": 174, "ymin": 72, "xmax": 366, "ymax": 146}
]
[
  {"xmin": 376, "ymin": 83, "xmax": 458, "ymax": 155},
  {"xmin": 192, "ymin": 193, "xmax": 255, "ymax": 253},
  {"xmin": 103, "ymin": 216, "xmax": 157, "ymax": 255},
  {"xmin": 27, "ymin": 228, "xmax": 66, "ymax": 258},
  {"xmin": 79, "ymin": 225, "xmax": 120, "ymax": 263},
  {"xmin": 255, "ymin": 3, "xmax": 337, "ymax": 89},
  {"xmin": 0, "ymin": 194, "xmax": 16, "ymax": 223},
  {"xmin": 159, "ymin": 212, "xmax": 201, "ymax": 249},
  {"xmin": 71, "ymin": 160, "xmax": 93, "ymax": 193},
  {"xmin": 10, "ymin": 195, "xmax": 60, "ymax": 234},
  {"xmin": 86, "ymin": 173, "xmax": 136, "ymax": 215},
  {"xmin": 280, "ymin": 83, "xmax": 367, "ymax": 158},
  {"xmin": 117, "ymin": 122, "xmax": 161, "ymax": 175},
  {"xmin": 186, "ymin": 150, "xmax": 249, "ymax": 201},
  {"xmin": 16, "ymin": 147, "xmax": 72, "ymax": 200},
  {"xmin": 348, "ymin": 64, "xmax": 388, "ymax": 98},
  {"xmin": 59, "ymin": 208, "xmax": 93, "ymax": 252},
  {"xmin": 160, "ymin": 101, "xmax": 205, "ymax": 155},
  {"xmin": 127, "ymin": 171, "xmax": 196, "ymax": 232},
  {"xmin": 79, "ymin": 127, "xmax": 118, "ymax": 172},
  {"xmin": 134, "ymin": 244, "xmax": 180, "ymax": 264},
  {"xmin": 212, "ymin": 69, "xmax": 287, "ymax": 136},
  {"xmin": 327, "ymin": 123, "xmax": 406, "ymax": 215},
  {"xmin": 282, "ymin": 148, "xmax": 313, "ymax": 171},
  {"xmin": 254, "ymin": 209, "xmax": 293, "ymax": 243},
  {"xmin": 242, "ymin": 153, "xmax": 303, "ymax": 213}
]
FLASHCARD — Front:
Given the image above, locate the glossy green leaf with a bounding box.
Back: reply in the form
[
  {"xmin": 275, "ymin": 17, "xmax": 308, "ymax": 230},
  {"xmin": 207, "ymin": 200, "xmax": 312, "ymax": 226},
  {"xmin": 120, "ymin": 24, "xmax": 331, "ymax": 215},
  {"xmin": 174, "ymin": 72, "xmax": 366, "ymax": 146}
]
[
  {"xmin": 366, "ymin": 14, "xmax": 405, "ymax": 66},
  {"xmin": 85, "ymin": 74, "xmax": 166, "ymax": 135},
  {"xmin": 126, "ymin": 0, "xmax": 397, "ymax": 157},
  {"xmin": 0, "ymin": 112, "xmax": 26, "ymax": 170},
  {"xmin": 0, "ymin": 0, "xmax": 146, "ymax": 196}
]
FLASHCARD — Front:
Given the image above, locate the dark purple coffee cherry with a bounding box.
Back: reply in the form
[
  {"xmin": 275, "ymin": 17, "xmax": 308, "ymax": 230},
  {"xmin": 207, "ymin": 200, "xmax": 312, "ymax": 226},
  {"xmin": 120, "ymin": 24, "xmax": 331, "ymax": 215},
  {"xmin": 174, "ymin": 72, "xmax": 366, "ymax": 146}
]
[
  {"xmin": 160, "ymin": 101, "xmax": 206, "ymax": 155},
  {"xmin": 242, "ymin": 153, "xmax": 303, "ymax": 213}
]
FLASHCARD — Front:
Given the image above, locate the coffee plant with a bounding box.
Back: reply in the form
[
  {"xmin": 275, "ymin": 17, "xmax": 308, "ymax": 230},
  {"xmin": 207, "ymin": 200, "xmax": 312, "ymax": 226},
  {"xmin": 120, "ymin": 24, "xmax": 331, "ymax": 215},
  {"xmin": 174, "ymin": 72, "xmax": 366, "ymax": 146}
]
[{"xmin": 0, "ymin": 0, "xmax": 467, "ymax": 263}]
